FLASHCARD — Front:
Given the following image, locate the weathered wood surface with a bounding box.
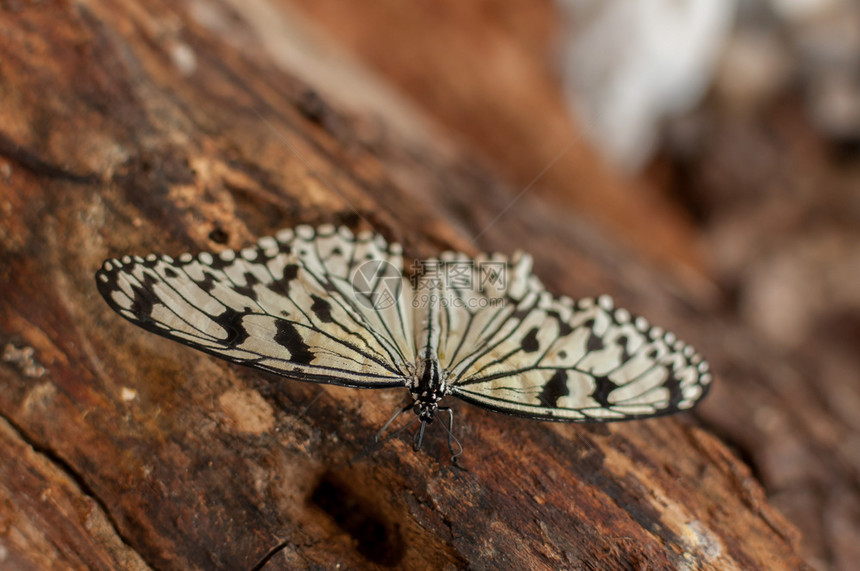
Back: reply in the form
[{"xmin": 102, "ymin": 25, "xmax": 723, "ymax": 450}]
[{"xmin": 0, "ymin": 1, "xmax": 808, "ymax": 569}]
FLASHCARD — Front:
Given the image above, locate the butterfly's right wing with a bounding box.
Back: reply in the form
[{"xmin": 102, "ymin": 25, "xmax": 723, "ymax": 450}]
[
  {"xmin": 434, "ymin": 252, "xmax": 711, "ymax": 421},
  {"xmin": 95, "ymin": 225, "xmax": 415, "ymax": 388}
]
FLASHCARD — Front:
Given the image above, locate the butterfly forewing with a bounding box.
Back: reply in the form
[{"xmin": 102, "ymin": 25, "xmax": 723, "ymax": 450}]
[
  {"xmin": 95, "ymin": 225, "xmax": 412, "ymax": 388},
  {"xmin": 278, "ymin": 226, "xmax": 416, "ymax": 375}
]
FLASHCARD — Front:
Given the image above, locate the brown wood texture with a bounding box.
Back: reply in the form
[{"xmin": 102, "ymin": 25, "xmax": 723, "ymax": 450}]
[{"xmin": 0, "ymin": 1, "xmax": 807, "ymax": 570}]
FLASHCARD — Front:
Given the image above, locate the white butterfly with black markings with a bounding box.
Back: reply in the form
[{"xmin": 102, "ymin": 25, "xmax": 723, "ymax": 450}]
[{"xmin": 96, "ymin": 225, "xmax": 711, "ymax": 459}]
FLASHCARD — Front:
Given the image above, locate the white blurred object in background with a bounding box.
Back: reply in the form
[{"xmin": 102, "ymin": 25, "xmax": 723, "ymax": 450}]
[{"xmin": 557, "ymin": 0, "xmax": 737, "ymax": 173}]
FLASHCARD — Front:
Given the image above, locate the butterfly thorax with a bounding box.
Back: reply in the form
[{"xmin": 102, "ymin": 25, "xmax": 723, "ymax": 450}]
[{"xmin": 408, "ymin": 357, "xmax": 448, "ymax": 423}]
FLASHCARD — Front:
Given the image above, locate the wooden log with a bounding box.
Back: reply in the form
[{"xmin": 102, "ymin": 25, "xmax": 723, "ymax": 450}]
[{"xmin": 0, "ymin": 1, "xmax": 806, "ymax": 569}]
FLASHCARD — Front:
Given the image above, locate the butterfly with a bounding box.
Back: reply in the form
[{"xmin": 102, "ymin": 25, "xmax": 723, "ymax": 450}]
[{"xmin": 96, "ymin": 225, "xmax": 711, "ymax": 458}]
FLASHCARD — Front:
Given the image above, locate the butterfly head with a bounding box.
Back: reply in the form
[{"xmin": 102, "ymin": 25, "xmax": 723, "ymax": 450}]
[{"xmin": 412, "ymin": 396, "xmax": 440, "ymax": 423}]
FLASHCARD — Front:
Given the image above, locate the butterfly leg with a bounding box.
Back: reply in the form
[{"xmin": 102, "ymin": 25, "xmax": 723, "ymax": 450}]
[
  {"xmin": 375, "ymin": 403, "xmax": 413, "ymax": 443},
  {"xmin": 296, "ymin": 388, "xmax": 326, "ymax": 419},
  {"xmin": 437, "ymin": 406, "xmax": 466, "ymax": 469},
  {"xmin": 412, "ymin": 420, "xmax": 428, "ymax": 451},
  {"xmin": 352, "ymin": 404, "xmax": 416, "ymax": 464}
]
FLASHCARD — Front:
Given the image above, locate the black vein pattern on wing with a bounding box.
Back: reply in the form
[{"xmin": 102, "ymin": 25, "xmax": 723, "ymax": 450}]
[
  {"xmin": 306, "ymin": 232, "xmax": 412, "ymax": 371},
  {"xmin": 230, "ymin": 255, "xmax": 395, "ymax": 375},
  {"xmin": 172, "ymin": 250, "xmax": 402, "ymax": 377},
  {"xmin": 97, "ymin": 271, "xmax": 398, "ymax": 386},
  {"xmin": 449, "ymin": 302, "xmax": 706, "ymax": 420},
  {"xmin": 438, "ymin": 281, "xmax": 510, "ymax": 370},
  {"xmin": 96, "ymin": 251, "xmax": 407, "ymax": 387},
  {"xmin": 453, "ymin": 359, "xmax": 693, "ymax": 420},
  {"xmin": 138, "ymin": 260, "xmax": 389, "ymax": 374},
  {"xmin": 455, "ymin": 369, "xmax": 689, "ymax": 418},
  {"xmin": 274, "ymin": 231, "xmax": 412, "ymax": 377},
  {"xmin": 439, "ymin": 290, "xmax": 474, "ymax": 368},
  {"xmin": 450, "ymin": 387, "xmax": 692, "ymax": 422},
  {"xmin": 262, "ymin": 240, "xmax": 397, "ymax": 369},
  {"xmin": 446, "ymin": 292, "xmax": 542, "ymax": 382},
  {"xmin": 452, "ymin": 298, "xmax": 601, "ymax": 388}
]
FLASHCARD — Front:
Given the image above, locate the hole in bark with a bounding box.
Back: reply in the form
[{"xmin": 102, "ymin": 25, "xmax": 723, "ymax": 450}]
[
  {"xmin": 209, "ymin": 226, "xmax": 229, "ymax": 244},
  {"xmin": 310, "ymin": 473, "xmax": 403, "ymax": 566},
  {"xmin": 297, "ymin": 89, "xmax": 326, "ymax": 122}
]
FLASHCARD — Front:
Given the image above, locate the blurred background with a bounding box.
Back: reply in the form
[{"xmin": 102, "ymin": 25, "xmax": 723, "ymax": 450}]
[{"xmin": 240, "ymin": 0, "xmax": 858, "ymax": 567}]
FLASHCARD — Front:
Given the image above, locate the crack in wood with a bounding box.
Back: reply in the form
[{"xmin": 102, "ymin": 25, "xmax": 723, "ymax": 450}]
[
  {"xmin": 0, "ymin": 131, "xmax": 98, "ymax": 184},
  {"xmin": 0, "ymin": 411, "xmax": 156, "ymax": 570}
]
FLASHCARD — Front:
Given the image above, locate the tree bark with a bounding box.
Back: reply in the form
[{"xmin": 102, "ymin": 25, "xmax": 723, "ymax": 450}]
[{"xmin": 0, "ymin": 1, "xmax": 807, "ymax": 569}]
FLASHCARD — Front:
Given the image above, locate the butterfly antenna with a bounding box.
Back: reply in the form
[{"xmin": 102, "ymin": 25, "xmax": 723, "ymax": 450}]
[
  {"xmin": 296, "ymin": 388, "xmax": 326, "ymax": 419},
  {"xmin": 436, "ymin": 407, "xmax": 466, "ymax": 469}
]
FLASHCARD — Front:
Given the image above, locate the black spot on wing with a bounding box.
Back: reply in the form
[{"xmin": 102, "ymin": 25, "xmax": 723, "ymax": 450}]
[
  {"xmin": 616, "ymin": 335, "xmax": 632, "ymax": 362},
  {"xmin": 521, "ymin": 327, "xmax": 540, "ymax": 353},
  {"xmin": 311, "ymin": 295, "xmax": 334, "ymax": 323},
  {"xmin": 592, "ymin": 375, "xmax": 618, "ymax": 408},
  {"xmin": 206, "ymin": 254, "xmax": 232, "ymax": 270},
  {"xmin": 548, "ymin": 310, "xmax": 573, "ymax": 336},
  {"xmin": 274, "ymin": 320, "xmax": 314, "ymax": 365},
  {"xmin": 664, "ymin": 373, "xmax": 683, "ymax": 410},
  {"xmin": 586, "ymin": 331, "xmax": 604, "ymax": 353},
  {"xmin": 558, "ymin": 321, "xmax": 573, "ymax": 337},
  {"xmin": 264, "ymin": 263, "xmax": 300, "ymax": 297},
  {"xmin": 282, "ymin": 264, "xmax": 300, "ymax": 281},
  {"xmin": 511, "ymin": 306, "xmax": 532, "ymax": 321},
  {"xmin": 197, "ymin": 272, "xmax": 217, "ymax": 293},
  {"xmin": 215, "ymin": 308, "xmax": 251, "ymax": 347},
  {"xmin": 232, "ymin": 272, "xmax": 261, "ymax": 302},
  {"xmin": 129, "ymin": 273, "xmax": 159, "ymax": 318},
  {"xmin": 538, "ymin": 369, "xmax": 569, "ymax": 408},
  {"xmin": 164, "ymin": 266, "xmax": 179, "ymax": 279}
]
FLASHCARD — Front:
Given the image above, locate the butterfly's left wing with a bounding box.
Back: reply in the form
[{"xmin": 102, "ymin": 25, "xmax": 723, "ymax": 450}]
[
  {"xmin": 95, "ymin": 225, "xmax": 414, "ymax": 388},
  {"xmin": 436, "ymin": 252, "xmax": 711, "ymax": 421}
]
